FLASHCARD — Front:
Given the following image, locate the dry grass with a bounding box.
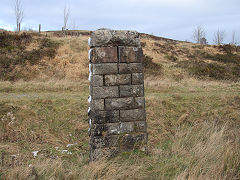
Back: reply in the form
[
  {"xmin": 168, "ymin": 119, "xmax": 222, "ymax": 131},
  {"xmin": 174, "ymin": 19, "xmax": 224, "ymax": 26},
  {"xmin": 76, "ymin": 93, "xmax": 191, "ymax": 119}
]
[
  {"xmin": 1, "ymin": 32, "xmax": 240, "ymax": 179},
  {"xmin": 22, "ymin": 36, "xmax": 89, "ymax": 81},
  {"xmin": 44, "ymin": 36, "xmax": 89, "ymax": 80},
  {"xmin": 1, "ymin": 79, "xmax": 240, "ymax": 179}
]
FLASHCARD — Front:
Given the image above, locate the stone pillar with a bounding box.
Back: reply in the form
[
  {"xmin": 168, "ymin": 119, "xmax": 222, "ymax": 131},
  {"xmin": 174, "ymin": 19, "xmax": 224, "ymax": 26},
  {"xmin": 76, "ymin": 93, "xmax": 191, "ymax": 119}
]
[{"xmin": 88, "ymin": 29, "xmax": 147, "ymax": 161}]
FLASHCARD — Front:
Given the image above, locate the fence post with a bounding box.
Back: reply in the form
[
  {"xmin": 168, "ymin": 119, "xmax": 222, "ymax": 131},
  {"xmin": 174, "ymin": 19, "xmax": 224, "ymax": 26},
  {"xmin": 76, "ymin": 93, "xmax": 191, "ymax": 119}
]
[{"xmin": 39, "ymin": 24, "xmax": 41, "ymax": 33}]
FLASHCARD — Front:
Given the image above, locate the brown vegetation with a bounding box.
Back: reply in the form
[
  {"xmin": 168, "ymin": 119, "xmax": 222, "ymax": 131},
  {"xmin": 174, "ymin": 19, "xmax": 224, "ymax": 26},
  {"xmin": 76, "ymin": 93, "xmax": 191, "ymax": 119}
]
[{"xmin": 0, "ymin": 31, "xmax": 240, "ymax": 179}]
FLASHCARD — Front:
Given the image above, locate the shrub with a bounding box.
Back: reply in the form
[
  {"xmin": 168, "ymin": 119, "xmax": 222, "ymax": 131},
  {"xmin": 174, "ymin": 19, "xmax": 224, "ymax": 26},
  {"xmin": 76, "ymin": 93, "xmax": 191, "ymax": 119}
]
[
  {"xmin": 219, "ymin": 44, "xmax": 236, "ymax": 54},
  {"xmin": 143, "ymin": 54, "xmax": 163, "ymax": 76},
  {"xmin": 177, "ymin": 60, "xmax": 240, "ymax": 81},
  {"xmin": 0, "ymin": 32, "xmax": 59, "ymax": 81},
  {"xmin": 204, "ymin": 53, "xmax": 240, "ymax": 64},
  {"xmin": 165, "ymin": 55, "xmax": 178, "ymax": 62}
]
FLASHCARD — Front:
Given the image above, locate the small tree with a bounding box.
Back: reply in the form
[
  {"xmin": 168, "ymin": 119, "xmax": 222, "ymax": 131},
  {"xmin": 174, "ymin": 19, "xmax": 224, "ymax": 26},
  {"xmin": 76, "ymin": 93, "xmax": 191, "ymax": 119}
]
[
  {"xmin": 193, "ymin": 25, "xmax": 206, "ymax": 44},
  {"xmin": 213, "ymin": 29, "xmax": 225, "ymax": 45},
  {"xmin": 14, "ymin": 0, "xmax": 24, "ymax": 32},
  {"xmin": 63, "ymin": 5, "xmax": 70, "ymax": 30}
]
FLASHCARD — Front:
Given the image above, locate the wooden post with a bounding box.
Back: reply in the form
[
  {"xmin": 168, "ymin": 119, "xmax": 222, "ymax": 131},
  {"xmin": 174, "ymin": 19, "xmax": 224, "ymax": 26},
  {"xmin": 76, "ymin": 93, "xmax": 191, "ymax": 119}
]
[{"xmin": 39, "ymin": 24, "xmax": 41, "ymax": 33}]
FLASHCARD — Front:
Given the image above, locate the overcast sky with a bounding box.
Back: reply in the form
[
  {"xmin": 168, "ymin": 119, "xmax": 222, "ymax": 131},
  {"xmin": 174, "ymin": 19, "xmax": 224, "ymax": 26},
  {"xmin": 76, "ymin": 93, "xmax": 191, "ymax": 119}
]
[{"xmin": 0, "ymin": 0, "xmax": 239, "ymax": 43}]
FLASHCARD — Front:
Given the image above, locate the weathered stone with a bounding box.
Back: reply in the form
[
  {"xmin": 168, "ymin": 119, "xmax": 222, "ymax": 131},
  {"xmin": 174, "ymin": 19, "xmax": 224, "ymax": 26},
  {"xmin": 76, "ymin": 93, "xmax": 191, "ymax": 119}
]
[
  {"xmin": 90, "ymin": 135, "xmax": 119, "ymax": 149},
  {"xmin": 90, "ymin": 47, "xmax": 118, "ymax": 63},
  {"xmin": 105, "ymin": 97, "xmax": 134, "ymax": 110},
  {"xmin": 135, "ymin": 97, "xmax": 145, "ymax": 108},
  {"xmin": 89, "ymin": 29, "xmax": 141, "ymax": 47},
  {"xmin": 92, "ymin": 86, "xmax": 119, "ymax": 99},
  {"xmin": 120, "ymin": 109, "xmax": 146, "ymax": 122},
  {"xmin": 132, "ymin": 73, "xmax": 144, "ymax": 85},
  {"xmin": 136, "ymin": 48, "xmax": 143, "ymax": 63},
  {"xmin": 90, "ymin": 99, "xmax": 104, "ymax": 111},
  {"xmin": 119, "ymin": 63, "xmax": 143, "ymax": 74},
  {"xmin": 89, "ymin": 124, "xmax": 104, "ymax": 136},
  {"xmin": 90, "ymin": 136, "xmax": 105, "ymax": 149},
  {"xmin": 105, "ymin": 75, "xmax": 118, "ymax": 86},
  {"xmin": 105, "ymin": 97, "xmax": 144, "ymax": 110},
  {"xmin": 120, "ymin": 133, "xmax": 148, "ymax": 151},
  {"xmin": 135, "ymin": 121, "xmax": 147, "ymax": 132},
  {"xmin": 90, "ymin": 75, "xmax": 104, "ymax": 86},
  {"xmin": 119, "ymin": 47, "xmax": 143, "ymax": 63},
  {"xmin": 93, "ymin": 63, "xmax": 118, "ymax": 75},
  {"xmin": 120, "ymin": 85, "xmax": 144, "ymax": 97},
  {"xmin": 89, "ymin": 86, "xmax": 93, "ymax": 96},
  {"xmin": 105, "ymin": 74, "xmax": 131, "ymax": 86},
  {"xmin": 105, "ymin": 123, "xmax": 120, "ymax": 135},
  {"xmin": 89, "ymin": 110, "xmax": 119, "ymax": 124},
  {"xmin": 88, "ymin": 29, "xmax": 147, "ymax": 161},
  {"xmin": 120, "ymin": 122, "xmax": 134, "ymax": 133}
]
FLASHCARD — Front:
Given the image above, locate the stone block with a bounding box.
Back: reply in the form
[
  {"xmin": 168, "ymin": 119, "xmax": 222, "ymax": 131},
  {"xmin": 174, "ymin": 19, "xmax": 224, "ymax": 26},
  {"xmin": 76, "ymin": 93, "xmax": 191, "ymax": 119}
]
[
  {"xmin": 119, "ymin": 63, "xmax": 143, "ymax": 74},
  {"xmin": 92, "ymin": 86, "xmax": 119, "ymax": 99},
  {"xmin": 89, "ymin": 86, "xmax": 93, "ymax": 96},
  {"xmin": 93, "ymin": 63, "xmax": 118, "ymax": 75},
  {"xmin": 135, "ymin": 97, "xmax": 145, "ymax": 108},
  {"xmin": 132, "ymin": 73, "xmax": 144, "ymax": 85},
  {"xmin": 105, "ymin": 123, "xmax": 120, "ymax": 135},
  {"xmin": 119, "ymin": 47, "xmax": 143, "ymax": 63},
  {"xmin": 120, "ymin": 109, "xmax": 146, "ymax": 122},
  {"xmin": 135, "ymin": 121, "xmax": 147, "ymax": 132},
  {"xmin": 120, "ymin": 122, "xmax": 134, "ymax": 133},
  {"xmin": 89, "ymin": 124, "xmax": 104, "ymax": 136},
  {"xmin": 120, "ymin": 85, "xmax": 144, "ymax": 97},
  {"xmin": 105, "ymin": 97, "xmax": 144, "ymax": 110},
  {"xmin": 90, "ymin": 110, "xmax": 119, "ymax": 124},
  {"xmin": 105, "ymin": 97, "xmax": 134, "ymax": 110},
  {"xmin": 90, "ymin": 75, "xmax": 104, "ymax": 86},
  {"xmin": 105, "ymin": 74, "xmax": 131, "ymax": 86},
  {"xmin": 90, "ymin": 47, "xmax": 118, "ymax": 63},
  {"xmin": 89, "ymin": 29, "xmax": 141, "ymax": 47},
  {"xmin": 90, "ymin": 135, "xmax": 119, "ymax": 149},
  {"xmin": 90, "ymin": 99, "xmax": 104, "ymax": 111},
  {"xmin": 120, "ymin": 133, "xmax": 148, "ymax": 151}
]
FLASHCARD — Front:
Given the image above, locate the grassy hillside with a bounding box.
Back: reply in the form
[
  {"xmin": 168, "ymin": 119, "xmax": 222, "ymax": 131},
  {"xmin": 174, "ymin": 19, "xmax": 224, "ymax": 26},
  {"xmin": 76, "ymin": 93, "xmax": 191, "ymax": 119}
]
[{"xmin": 0, "ymin": 31, "xmax": 240, "ymax": 179}]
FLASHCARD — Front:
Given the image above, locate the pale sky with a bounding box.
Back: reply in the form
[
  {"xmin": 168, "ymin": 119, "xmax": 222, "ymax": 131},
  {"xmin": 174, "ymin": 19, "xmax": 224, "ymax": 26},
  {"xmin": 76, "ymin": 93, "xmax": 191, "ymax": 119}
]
[{"xmin": 0, "ymin": 0, "xmax": 239, "ymax": 44}]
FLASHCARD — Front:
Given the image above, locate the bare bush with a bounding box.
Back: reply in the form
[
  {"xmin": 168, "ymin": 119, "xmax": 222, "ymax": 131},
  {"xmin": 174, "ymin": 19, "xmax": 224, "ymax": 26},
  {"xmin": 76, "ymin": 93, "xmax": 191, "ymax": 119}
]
[
  {"xmin": 63, "ymin": 5, "xmax": 70, "ymax": 30},
  {"xmin": 14, "ymin": 0, "xmax": 24, "ymax": 32},
  {"xmin": 213, "ymin": 29, "xmax": 225, "ymax": 45},
  {"xmin": 193, "ymin": 25, "xmax": 206, "ymax": 44}
]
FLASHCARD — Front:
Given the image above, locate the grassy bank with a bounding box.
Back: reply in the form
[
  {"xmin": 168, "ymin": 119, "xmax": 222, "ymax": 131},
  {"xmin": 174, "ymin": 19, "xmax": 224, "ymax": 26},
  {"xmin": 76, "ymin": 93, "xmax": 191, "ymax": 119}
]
[
  {"xmin": 1, "ymin": 31, "xmax": 240, "ymax": 179},
  {"xmin": 0, "ymin": 79, "xmax": 240, "ymax": 179}
]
